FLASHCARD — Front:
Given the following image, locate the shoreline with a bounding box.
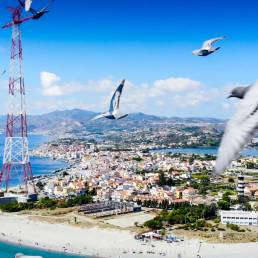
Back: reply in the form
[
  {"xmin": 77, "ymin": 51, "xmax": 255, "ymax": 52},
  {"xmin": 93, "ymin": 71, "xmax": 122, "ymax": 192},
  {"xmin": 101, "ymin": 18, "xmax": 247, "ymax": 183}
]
[
  {"xmin": 0, "ymin": 213, "xmax": 258, "ymax": 258},
  {"xmin": 6, "ymin": 157, "xmax": 69, "ymax": 191},
  {"xmin": 0, "ymin": 239, "xmax": 91, "ymax": 258},
  {"xmin": 0, "ymin": 214, "xmax": 97, "ymax": 258}
]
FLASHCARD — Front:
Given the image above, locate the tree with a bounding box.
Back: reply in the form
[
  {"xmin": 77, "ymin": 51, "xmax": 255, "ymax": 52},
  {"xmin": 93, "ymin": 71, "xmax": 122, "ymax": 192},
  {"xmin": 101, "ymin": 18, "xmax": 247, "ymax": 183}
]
[
  {"xmin": 228, "ymin": 177, "xmax": 234, "ymax": 183},
  {"xmin": 132, "ymin": 157, "xmax": 143, "ymax": 162},
  {"xmin": 241, "ymin": 201, "xmax": 252, "ymax": 211},
  {"xmin": 37, "ymin": 197, "xmax": 57, "ymax": 209},
  {"xmin": 217, "ymin": 200, "xmax": 230, "ymax": 210},
  {"xmin": 166, "ymin": 177, "xmax": 175, "ymax": 186},
  {"xmin": 222, "ymin": 192, "xmax": 231, "ymax": 203},
  {"xmin": 158, "ymin": 172, "xmax": 167, "ymax": 186},
  {"xmin": 36, "ymin": 181, "xmax": 45, "ymax": 191},
  {"xmin": 144, "ymin": 217, "xmax": 163, "ymax": 230},
  {"xmin": 159, "ymin": 200, "xmax": 169, "ymax": 210},
  {"xmin": 189, "ymin": 156, "xmax": 195, "ymax": 165},
  {"xmin": 198, "ymin": 186, "xmax": 207, "ymax": 195},
  {"xmin": 144, "ymin": 204, "xmax": 217, "ymax": 230},
  {"xmin": 245, "ymin": 162, "xmax": 258, "ymax": 169}
]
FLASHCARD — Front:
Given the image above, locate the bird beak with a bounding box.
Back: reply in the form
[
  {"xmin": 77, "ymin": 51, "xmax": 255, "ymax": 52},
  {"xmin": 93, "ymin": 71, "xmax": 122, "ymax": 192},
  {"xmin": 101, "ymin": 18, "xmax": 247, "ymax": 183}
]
[{"xmin": 227, "ymin": 95, "xmax": 232, "ymax": 99}]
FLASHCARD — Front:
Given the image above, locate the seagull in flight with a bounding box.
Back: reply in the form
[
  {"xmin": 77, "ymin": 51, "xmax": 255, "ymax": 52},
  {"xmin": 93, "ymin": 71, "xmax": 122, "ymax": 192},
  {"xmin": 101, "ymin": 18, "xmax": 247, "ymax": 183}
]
[
  {"xmin": 18, "ymin": 0, "xmax": 54, "ymax": 19},
  {"xmin": 215, "ymin": 82, "xmax": 258, "ymax": 175},
  {"xmin": 91, "ymin": 80, "xmax": 128, "ymax": 121},
  {"xmin": 25, "ymin": 0, "xmax": 33, "ymax": 11},
  {"xmin": 192, "ymin": 36, "xmax": 226, "ymax": 56},
  {"xmin": 227, "ymin": 86, "xmax": 251, "ymax": 99},
  {"xmin": 0, "ymin": 70, "xmax": 6, "ymax": 78}
]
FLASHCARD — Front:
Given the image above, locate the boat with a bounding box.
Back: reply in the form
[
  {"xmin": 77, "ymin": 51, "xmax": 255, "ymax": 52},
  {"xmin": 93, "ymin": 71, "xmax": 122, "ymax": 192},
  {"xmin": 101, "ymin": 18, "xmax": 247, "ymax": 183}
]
[{"xmin": 15, "ymin": 253, "xmax": 43, "ymax": 258}]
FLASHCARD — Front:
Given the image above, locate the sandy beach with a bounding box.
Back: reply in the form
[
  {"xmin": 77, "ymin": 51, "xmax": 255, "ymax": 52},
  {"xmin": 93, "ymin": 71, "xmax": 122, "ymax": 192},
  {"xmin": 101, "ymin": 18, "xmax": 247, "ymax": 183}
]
[{"xmin": 0, "ymin": 213, "xmax": 257, "ymax": 258}]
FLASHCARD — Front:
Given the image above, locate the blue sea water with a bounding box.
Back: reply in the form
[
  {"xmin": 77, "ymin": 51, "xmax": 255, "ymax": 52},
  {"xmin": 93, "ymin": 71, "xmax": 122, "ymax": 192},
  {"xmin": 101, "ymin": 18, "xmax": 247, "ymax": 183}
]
[
  {"xmin": 0, "ymin": 134, "xmax": 67, "ymax": 187},
  {"xmin": 152, "ymin": 146, "xmax": 258, "ymax": 156},
  {"xmin": 0, "ymin": 135, "xmax": 89, "ymax": 258},
  {"xmin": 0, "ymin": 241, "xmax": 88, "ymax": 258}
]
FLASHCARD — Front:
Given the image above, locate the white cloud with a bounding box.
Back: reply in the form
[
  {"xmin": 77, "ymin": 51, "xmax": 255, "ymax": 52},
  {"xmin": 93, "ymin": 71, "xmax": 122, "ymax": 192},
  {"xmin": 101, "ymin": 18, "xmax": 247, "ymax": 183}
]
[
  {"xmin": 38, "ymin": 71, "xmax": 243, "ymax": 117},
  {"xmin": 149, "ymin": 77, "xmax": 203, "ymax": 97},
  {"xmin": 40, "ymin": 72, "xmax": 83, "ymax": 96},
  {"xmin": 40, "ymin": 72, "xmax": 120, "ymax": 97},
  {"xmin": 85, "ymin": 78, "xmax": 117, "ymax": 92},
  {"xmin": 41, "ymin": 72, "xmax": 62, "ymax": 96},
  {"xmin": 155, "ymin": 100, "xmax": 165, "ymax": 107},
  {"xmin": 222, "ymin": 103, "xmax": 230, "ymax": 110},
  {"xmin": 117, "ymin": 77, "xmax": 207, "ymax": 112},
  {"xmin": 41, "ymin": 72, "xmax": 204, "ymax": 99},
  {"xmin": 171, "ymin": 89, "xmax": 216, "ymax": 108}
]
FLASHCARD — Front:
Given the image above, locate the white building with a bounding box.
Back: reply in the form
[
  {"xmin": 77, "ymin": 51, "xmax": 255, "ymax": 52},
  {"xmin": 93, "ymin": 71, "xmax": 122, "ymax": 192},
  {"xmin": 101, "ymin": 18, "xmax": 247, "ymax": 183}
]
[
  {"xmin": 237, "ymin": 174, "xmax": 245, "ymax": 197},
  {"xmin": 220, "ymin": 210, "xmax": 258, "ymax": 226}
]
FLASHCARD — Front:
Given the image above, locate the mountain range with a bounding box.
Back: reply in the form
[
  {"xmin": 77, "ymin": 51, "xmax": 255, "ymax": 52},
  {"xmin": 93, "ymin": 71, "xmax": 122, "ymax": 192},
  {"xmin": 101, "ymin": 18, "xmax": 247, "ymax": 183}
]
[{"xmin": 0, "ymin": 109, "xmax": 225, "ymax": 136}]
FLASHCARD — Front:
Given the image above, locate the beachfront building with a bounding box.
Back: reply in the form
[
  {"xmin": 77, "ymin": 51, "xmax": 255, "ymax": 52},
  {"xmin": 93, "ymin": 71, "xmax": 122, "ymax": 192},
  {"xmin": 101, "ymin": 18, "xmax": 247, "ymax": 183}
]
[
  {"xmin": 220, "ymin": 210, "xmax": 258, "ymax": 226},
  {"xmin": 237, "ymin": 174, "xmax": 245, "ymax": 198}
]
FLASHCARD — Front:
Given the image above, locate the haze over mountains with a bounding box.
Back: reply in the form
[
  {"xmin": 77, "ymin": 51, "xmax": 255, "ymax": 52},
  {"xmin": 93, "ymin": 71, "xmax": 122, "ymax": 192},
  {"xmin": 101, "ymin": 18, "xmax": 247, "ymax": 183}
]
[{"xmin": 0, "ymin": 109, "xmax": 225, "ymax": 136}]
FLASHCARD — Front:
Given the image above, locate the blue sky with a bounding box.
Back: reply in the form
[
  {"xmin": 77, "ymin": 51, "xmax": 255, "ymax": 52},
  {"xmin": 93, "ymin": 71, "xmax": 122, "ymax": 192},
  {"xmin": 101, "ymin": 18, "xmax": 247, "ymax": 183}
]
[{"xmin": 0, "ymin": 0, "xmax": 258, "ymax": 118}]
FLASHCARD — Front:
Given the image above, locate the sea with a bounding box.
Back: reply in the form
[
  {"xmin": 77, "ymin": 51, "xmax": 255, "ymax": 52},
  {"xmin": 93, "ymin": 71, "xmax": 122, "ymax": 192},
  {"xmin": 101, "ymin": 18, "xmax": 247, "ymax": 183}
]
[
  {"xmin": 0, "ymin": 134, "xmax": 67, "ymax": 187},
  {"xmin": 0, "ymin": 134, "xmax": 90, "ymax": 258},
  {"xmin": 0, "ymin": 241, "xmax": 88, "ymax": 258},
  {"xmin": 151, "ymin": 146, "xmax": 258, "ymax": 156}
]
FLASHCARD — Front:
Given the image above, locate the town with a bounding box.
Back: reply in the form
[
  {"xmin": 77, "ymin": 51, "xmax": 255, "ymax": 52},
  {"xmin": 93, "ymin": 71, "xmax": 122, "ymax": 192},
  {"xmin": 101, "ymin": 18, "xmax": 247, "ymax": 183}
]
[{"xmin": 11, "ymin": 131, "xmax": 255, "ymax": 243}]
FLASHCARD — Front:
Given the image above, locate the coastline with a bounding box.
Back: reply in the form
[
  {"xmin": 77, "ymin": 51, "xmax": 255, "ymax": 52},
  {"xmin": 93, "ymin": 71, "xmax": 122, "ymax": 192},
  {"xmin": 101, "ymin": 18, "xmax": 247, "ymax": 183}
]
[
  {"xmin": 150, "ymin": 146, "xmax": 258, "ymax": 156},
  {"xmin": 0, "ymin": 213, "xmax": 258, "ymax": 258},
  {"xmin": 0, "ymin": 213, "xmax": 98, "ymax": 258},
  {"xmin": 0, "ymin": 239, "xmax": 90, "ymax": 258}
]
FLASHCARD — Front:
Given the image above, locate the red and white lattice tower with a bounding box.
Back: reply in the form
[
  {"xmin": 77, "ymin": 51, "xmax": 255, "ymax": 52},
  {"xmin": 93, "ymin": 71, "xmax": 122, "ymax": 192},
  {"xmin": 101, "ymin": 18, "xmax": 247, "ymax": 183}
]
[{"xmin": 0, "ymin": 7, "xmax": 34, "ymax": 193}]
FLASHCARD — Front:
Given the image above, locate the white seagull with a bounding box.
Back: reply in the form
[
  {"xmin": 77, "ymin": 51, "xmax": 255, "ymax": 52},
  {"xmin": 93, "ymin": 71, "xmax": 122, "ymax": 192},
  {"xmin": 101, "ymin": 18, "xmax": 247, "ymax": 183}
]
[
  {"xmin": 25, "ymin": 0, "xmax": 33, "ymax": 11},
  {"xmin": 91, "ymin": 80, "xmax": 128, "ymax": 121},
  {"xmin": 18, "ymin": 0, "xmax": 54, "ymax": 19},
  {"xmin": 192, "ymin": 36, "xmax": 226, "ymax": 56},
  {"xmin": 215, "ymin": 81, "xmax": 258, "ymax": 175}
]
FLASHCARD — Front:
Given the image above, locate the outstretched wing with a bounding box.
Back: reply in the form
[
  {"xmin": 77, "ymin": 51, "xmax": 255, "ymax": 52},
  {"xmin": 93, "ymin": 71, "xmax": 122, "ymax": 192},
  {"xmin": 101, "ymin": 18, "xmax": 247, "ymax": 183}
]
[
  {"xmin": 25, "ymin": 0, "xmax": 33, "ymax": 11},
  {"xmin": 20, "ymin": 0, "xmax": 54, "ymax": 15},
  {"xmin": 202, "ymin": 36, "xmax": 225, "ymax": 50},
  {"xmin": 117, "ymin": 114, "xmax": 128, "ymax": 120},
  {"xmin": 91, "ymin": 113, "xmax": 107, "ymax": 121},
  {"xmin": 18, "ymin": 0, "xmax": 37, "ymax": 14},
  {"xmin": 109, "ymin": 80, "xmax": 125, "ymax": 113},
  {"xmin": 38, "ymin": 0, "xmax": 55, "ymax": 13},
  {"xmin": 18, "ymin": 0, "xmax": 25, "ymax": 7},
  {"xmin": 215, "ymin": 81, "xmax": 258, "ymax": 175}
]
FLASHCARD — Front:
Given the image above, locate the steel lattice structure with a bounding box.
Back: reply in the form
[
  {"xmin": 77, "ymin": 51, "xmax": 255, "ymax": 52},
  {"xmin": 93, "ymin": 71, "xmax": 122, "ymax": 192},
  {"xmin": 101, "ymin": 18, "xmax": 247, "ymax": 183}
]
[{"xmin": 0, "ymin": 7, "xmax": 34, "ymax": 193}]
